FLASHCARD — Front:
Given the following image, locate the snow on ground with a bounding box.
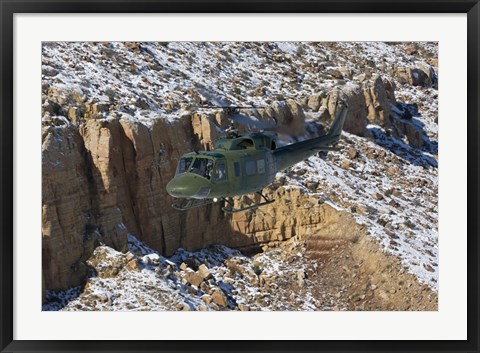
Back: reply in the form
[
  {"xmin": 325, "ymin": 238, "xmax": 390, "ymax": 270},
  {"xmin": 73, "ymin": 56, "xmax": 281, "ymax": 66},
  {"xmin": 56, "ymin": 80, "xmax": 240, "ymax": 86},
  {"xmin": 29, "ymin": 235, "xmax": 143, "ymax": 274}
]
[
  {"xmin": 283, "ymin": 116, "xmax": 438, "ymax": 289},
  {"xmin": 42, "ymin": 42, "xmax": 436, "ymax": 122},
  {"xmin": 44, "ymin": 235, "xmax": 340, "ymax": 311}
]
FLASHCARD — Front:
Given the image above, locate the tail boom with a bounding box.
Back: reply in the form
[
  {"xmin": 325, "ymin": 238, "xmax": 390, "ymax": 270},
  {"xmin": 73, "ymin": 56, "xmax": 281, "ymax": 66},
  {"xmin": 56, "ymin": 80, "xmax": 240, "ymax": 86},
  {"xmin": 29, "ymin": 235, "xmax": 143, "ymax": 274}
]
[{"xmin": 273, "ymin": 105, "xmax": 348, "ymax": 171}]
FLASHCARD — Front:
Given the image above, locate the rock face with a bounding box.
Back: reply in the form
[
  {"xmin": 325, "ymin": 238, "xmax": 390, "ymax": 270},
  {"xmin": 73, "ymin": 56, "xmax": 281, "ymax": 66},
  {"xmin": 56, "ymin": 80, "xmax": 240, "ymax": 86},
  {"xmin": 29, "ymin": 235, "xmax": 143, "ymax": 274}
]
[{"xmin": 42, "ymin": 120, "xmax": 93, "ymax": 290}]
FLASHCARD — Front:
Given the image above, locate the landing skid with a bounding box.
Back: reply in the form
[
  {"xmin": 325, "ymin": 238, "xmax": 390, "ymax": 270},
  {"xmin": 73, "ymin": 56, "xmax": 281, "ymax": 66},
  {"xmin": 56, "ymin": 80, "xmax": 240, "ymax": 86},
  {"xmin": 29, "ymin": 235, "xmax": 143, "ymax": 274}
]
[
  {"xmin": 222, "ymin": 192, "xmax": 275, "ymax": 214},
  {"xmin": 172, "ymin": 192, "xmax": 275, "ymax": 213},
  {"xmin": 171, "ymin": 198, "xmax": 216, "ymax": 211}
]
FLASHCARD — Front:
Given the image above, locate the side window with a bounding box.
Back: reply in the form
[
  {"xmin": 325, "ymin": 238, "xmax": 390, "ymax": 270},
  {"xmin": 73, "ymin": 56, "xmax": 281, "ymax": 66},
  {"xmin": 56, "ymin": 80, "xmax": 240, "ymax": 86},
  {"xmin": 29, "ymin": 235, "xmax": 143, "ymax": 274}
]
[
  {"xmin": 257, "ymin": 159, "xmax": 266, "ymax": 174},
  {"xmin": 213, "ymin": 161, "xmax": 227, "ymax": 181},
  {"xmin": 234, "ymin": 162, "xmax": 241, "ymax": 177},
  {"xmin": 245, "ymin": 160, "xmax": 256, "ymax": 176}
]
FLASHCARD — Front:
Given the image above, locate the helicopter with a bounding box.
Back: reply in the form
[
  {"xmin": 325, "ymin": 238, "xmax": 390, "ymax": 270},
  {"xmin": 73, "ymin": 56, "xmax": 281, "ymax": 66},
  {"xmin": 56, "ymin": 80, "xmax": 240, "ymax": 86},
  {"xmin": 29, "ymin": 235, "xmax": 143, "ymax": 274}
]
[{"xmin": 166, "ymin": 102, "xmax": 348, "ymax": 213}]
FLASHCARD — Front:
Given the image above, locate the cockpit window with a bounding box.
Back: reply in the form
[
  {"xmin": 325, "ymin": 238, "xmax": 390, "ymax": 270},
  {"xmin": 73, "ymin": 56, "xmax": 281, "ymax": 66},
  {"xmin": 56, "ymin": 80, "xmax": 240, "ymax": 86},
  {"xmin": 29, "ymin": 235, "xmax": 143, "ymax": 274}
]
[
  {"xmin": 189, "ymin": 157, "xmax": 215, "ymax": 179},
  {"xmin": 176, "ymin": 157, "xmax": 193, "ymax": 175},
  {"xmin": 177, "ymin": 156, "xmax": 221, "ymax": 180}
]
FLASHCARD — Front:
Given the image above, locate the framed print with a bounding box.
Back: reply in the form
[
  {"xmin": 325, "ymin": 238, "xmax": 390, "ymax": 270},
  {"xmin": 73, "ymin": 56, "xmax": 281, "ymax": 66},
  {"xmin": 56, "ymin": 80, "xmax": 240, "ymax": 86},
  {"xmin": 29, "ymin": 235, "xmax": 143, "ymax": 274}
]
[{"xmin": 1, "ymin": 1, "xmax": 479, "ymax": 352}]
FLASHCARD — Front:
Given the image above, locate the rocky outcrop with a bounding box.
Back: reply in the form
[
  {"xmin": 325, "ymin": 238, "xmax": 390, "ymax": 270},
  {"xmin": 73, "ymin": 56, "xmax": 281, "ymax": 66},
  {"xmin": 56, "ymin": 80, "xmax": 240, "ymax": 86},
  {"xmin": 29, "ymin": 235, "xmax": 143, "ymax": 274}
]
[
  {"xmin": 191, "ymin": 113, "xmax": 218, "ymax": 150},
  {"xmin": 262, "ymin": 99, "xmax": 306, "ymax": 136},
  {"xmin": 229, "ymin": 188, "xmax": 335, "ymax": 246},
  {"xmin": 364, "ymin": 75, "xmax": 393, "ymax": 127},
  {"xmin": 390, "ymin": 118, "xmax": 424, "ymax": 149},
  {"xmin": 312, "ymin": 76, "xmax": 396, "ymax": 137},
  {"xmin": 395, "ymin": 62, "xmax": 437, "ymax": 88},
  {"xmin": 324, "ymin": 84, "xmax": 369, "ymax": 136}
]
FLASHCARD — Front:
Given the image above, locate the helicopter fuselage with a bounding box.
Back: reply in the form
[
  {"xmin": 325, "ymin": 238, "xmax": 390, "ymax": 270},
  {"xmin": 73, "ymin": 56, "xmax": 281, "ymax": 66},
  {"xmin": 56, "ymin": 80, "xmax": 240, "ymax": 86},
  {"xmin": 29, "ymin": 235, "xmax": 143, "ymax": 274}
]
[{"xmin": 166, "ymin": 133, "xmax": 277, "ymax": 200}]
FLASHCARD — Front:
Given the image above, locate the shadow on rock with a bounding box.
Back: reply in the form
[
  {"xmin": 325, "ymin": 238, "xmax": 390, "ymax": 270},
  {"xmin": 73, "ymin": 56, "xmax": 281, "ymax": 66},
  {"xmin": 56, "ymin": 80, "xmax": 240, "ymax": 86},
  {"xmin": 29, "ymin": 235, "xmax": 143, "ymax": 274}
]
[
  {"xmin": 368, "ymin": 125, "xmax": 437, "ymax": 168},
  {"xmin": 42, "ymin": 286, "xmax": 83, "ymax": 311}
]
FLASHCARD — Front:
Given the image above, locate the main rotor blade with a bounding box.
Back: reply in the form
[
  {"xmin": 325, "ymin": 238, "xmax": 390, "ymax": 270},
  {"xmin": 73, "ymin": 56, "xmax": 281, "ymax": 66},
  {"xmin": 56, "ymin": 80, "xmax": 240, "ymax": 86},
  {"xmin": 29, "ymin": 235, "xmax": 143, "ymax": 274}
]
[
  {"xmin": 195, "ymin": 86, "xmax": 231, "ymax": 107},
  {"xmin": 229, "ymin": 113, "xmax": 277, "ymax": 130}
]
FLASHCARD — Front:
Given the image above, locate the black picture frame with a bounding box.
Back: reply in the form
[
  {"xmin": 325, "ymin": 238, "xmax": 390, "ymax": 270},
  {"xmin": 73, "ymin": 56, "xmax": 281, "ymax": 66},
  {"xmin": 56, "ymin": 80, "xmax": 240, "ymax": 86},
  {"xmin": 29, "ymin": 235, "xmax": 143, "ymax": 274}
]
[{"xmin": 1, "ymin": 1, "xmax": 478, "ymax": 352}]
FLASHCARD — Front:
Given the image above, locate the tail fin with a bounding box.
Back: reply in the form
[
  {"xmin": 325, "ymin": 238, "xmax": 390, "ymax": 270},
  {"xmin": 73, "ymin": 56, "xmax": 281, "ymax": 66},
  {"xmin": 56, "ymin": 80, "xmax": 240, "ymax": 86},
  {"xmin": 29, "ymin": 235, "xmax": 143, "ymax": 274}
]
[
  {"xmin": 273, "ymin": 101, "xmax": 349, "ymax": 170},
  {"xmin": 328, "ymin": 102, "xmax": 348, "ymax": 139}
]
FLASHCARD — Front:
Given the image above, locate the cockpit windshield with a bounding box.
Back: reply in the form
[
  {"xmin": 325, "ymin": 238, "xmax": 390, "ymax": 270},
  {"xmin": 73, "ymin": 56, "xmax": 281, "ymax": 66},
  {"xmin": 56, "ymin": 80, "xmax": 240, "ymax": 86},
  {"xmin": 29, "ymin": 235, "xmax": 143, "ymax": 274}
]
[
  {"xmin": 177, "ymin": 155, "xmax": 227, "ymax": 181},
  {"xmin": 176, "ymin": 157, "xmax": 193, "ymax": 175},
  {"xmin": 189, "ymin": 157, "xmax": 214, "ymax": 178},
  {"xmin": 176, "ymin": 156, "xmax": 214, "ymax": 179},
  {"xmin": 176, "ymin": 156, "xmax": 226, "ymax": 181}
]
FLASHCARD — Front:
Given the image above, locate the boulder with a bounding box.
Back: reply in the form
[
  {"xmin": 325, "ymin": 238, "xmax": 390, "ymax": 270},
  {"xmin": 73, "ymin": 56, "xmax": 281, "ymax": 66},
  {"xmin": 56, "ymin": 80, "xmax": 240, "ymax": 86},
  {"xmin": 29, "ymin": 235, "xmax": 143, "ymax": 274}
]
[
  {"xmin": 416, "ymin": 62, "xmax": 437, "ymax": 88},
  {"xmin": 395, "ymin": 64, "xmax": 436, "ymax": 88},
  {"xmin": 211, "ymin": 289, "xmax": 228, "ymax": 307},
  {"xmin": 346, "ymin": 147, "xmax": 358, "ymax": 159},
  {"xmin": 125, "ymin": 258, "xmax": 141, "ymax": 272},
  {"xmin": 184, "ymin": 270, "xmax": 204, "ymax": 287},
  {"xmin": 238, "ymin": 303, "xmax": 250, "ymax": 311},
  {"xmin": 267, "ymin": 100, "xmax": 306, "ymax": 136},
  {"xmin": 391, "ymin": 118, "xmax": 424, "ymax": 148},
  {"xmin": 307, "ymin": 94, "xmax": 322, "ymax": 111},
  {"xmin": 198, "ymin": 264, "xmax": 213, "ymax": 280},
  {"xmin": 86, "ymin": 246, "xmax": 126, "ymax": 279},
  {"xmin": 201, "ymin": 294, "xmax": 213, "ymax": 304}
]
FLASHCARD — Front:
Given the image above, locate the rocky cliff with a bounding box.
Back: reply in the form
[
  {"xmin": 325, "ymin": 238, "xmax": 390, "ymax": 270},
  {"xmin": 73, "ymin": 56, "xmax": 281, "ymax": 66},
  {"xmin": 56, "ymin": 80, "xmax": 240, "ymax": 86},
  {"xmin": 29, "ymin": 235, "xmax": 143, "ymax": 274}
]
[
  {"xmin": 44, "ymin": 207, "xmax": 437, "ymax": 312},
  {"xmin": 42, "ymin": 42, "xmax": 438, "ymax": 301}
]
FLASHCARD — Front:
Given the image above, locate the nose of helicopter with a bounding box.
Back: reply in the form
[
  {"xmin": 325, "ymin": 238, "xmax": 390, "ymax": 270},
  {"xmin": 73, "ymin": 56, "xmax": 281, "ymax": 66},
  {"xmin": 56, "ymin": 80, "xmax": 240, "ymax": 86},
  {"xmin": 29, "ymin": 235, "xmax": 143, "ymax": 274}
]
[
  {"xmin": 166, "ymin": 181, "xmax": 184, "ymax": 198},
  {"xmin": 166, "ymin": 173, "xmax": 211, "ymax": 199}
]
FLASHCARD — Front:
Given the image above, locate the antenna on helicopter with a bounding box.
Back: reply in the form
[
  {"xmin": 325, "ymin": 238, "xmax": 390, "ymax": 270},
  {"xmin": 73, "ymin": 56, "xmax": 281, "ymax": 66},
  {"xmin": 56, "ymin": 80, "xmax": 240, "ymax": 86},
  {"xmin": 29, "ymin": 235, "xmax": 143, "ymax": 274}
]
[{"xmin": 224, "ymin": 124, "xmax": 239, "ymax": 139}]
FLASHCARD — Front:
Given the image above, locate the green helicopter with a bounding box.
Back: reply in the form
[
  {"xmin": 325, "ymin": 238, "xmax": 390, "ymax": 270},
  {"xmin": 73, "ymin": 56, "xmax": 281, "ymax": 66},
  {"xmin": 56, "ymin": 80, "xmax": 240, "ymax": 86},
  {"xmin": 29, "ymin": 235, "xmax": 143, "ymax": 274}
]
[{"xmin": 166, "ymin": 103, "xmax": 348, "ymax": 213}]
